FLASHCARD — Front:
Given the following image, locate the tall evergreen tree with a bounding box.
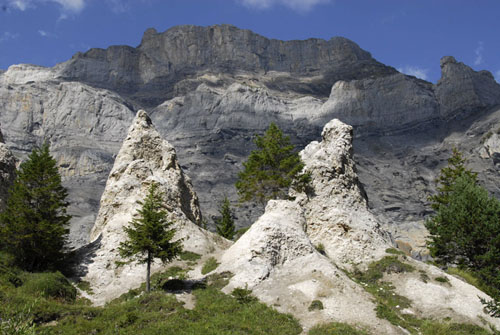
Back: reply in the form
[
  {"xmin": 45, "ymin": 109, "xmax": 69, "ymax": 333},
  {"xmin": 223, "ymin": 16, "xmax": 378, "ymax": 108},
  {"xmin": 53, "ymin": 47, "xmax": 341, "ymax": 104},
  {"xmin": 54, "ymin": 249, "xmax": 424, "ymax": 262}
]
[
  {"xmin": 215, "ymin": 196, "xmax": 236, "ymax": 240},
  {"xmin": 425, "ymin": 149, "xmax": 500, "ymax": 316},
  {"xmin": 428, "ymin": 148, "xmax": 477, "ymax": 210},
  {"xmin": 0, "ymin": 143, "xmax": 71, "ymax": 271},
  {"xmin": 119, "ymin": 182, "xmax": 182, "ymax": 292},
  {"xmin": 235, "ymin": 122, "xmax": 310, "ymax": 205}
]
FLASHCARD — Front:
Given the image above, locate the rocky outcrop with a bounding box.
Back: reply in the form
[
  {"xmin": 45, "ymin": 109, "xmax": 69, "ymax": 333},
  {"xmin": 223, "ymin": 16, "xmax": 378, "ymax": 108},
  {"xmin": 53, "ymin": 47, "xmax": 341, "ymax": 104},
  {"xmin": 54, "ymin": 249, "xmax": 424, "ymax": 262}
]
[
  {"xmin": 218, "ymin": 200, "xmax": 399, "ymax": 334},
  {"xmin": 82, "ymin": 110, "xmax": 226, "ymax": 305},
  {"xmin": 59, "ymin": 24, "xmax": 396, "ymax": 106},
  {"xmin": 294, "ymin": 119, "xmax": 392, "ymax": 266},
  {"xmin": 0, "ymin": 127, "xmax": 16, "ymax": 210},
  {"xmin": 217, "ymin": 118, "xmax": 500, "ymax": 332},
  {"xmin": 436, "ymin": 56, "xmax": 500, "ymax": 120}
]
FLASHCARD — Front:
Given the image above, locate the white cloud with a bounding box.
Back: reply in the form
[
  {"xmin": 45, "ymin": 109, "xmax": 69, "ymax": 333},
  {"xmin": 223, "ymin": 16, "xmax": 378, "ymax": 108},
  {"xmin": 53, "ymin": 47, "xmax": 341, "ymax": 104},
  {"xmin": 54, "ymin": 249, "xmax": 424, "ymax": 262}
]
[
  {"xmin": 9, "ymin": 0, "xmax": 31, "ymax": 10},
  {"xmin": 238, "ymin": 0, "xmax": 330, "ymax": 12},
  {"xmin": 0, "ymin": 31, "xmax": 19, "ymax": 43},
  {"xmin": 474, "ymin": 41, "xmax": 484, "ymax": 66},
  {"xmin": 495, "ymin": 70, "xmax": 500, "ymax": 84},
  {"xmin": 397, "ymin": 65, "xmax": 429, "ymax": 81},
  {"xmin": 38, "ymin": 30, "xmax": 48, "ymax": 37},
  {"xmin": 7, "ymin": 0, "xmax": 86, "ymax": 15}
]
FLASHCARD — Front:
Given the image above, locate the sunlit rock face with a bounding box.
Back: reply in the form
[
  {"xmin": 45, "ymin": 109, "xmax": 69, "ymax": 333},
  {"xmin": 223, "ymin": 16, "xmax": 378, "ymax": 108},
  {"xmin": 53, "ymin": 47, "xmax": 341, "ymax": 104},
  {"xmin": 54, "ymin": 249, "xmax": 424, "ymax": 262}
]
[{"xmin": 0, "ymin": 127, "xmax": 16, "ymax": 211}]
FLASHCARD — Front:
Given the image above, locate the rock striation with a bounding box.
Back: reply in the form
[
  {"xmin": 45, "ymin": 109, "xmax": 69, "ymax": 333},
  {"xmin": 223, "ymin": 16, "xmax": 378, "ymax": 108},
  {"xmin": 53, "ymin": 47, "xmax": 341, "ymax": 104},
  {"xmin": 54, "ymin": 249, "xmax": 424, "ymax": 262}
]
[
  {"xmin": 81, "ymin": 110, "xmax": 226, "ymax": 305},
  {"xmin": 0, "ymin": 127, "xmax": 16, "ymax": 210}
]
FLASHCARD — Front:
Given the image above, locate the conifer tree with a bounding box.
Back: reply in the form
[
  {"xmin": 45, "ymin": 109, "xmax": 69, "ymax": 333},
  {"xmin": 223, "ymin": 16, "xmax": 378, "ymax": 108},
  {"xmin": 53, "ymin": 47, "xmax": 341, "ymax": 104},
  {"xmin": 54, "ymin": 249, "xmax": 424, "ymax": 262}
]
[
  {"xmin": 425, "ymin": 149, "xmax": 500, "ymax": 316},
  {"xmin": 0, "ymin": 143, "xmax": 71, "ymax": 271},
  {"xmin": 119, "ymin": 182, "xmax": 182, "ymax": 292},
  {"xmin": 428, "ymin": 148, "xmax": 477, "ymax": 210},
  {"xmin": 215, "ymin": 196, "xmax": 236, "ymax": 240},
  {"xmin": 236, "ymin": 122, "xmax": 310, "ymax": 205}
]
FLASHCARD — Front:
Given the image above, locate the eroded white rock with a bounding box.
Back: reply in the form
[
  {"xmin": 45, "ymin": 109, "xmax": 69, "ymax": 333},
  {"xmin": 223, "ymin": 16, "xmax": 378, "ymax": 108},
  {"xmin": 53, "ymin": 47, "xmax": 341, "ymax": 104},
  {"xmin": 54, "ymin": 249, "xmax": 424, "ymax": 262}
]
[{"xmin": 82, "ymin": 110, "xmax": 227, "ymax": 305}]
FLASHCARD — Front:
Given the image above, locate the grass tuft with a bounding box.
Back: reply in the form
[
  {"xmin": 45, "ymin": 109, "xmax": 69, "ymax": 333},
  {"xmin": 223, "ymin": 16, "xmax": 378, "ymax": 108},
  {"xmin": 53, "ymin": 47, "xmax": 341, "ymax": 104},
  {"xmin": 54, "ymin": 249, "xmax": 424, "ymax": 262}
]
[{"xmin": 201, "ymin": 257, "xmax": 219, "ymax": 275}]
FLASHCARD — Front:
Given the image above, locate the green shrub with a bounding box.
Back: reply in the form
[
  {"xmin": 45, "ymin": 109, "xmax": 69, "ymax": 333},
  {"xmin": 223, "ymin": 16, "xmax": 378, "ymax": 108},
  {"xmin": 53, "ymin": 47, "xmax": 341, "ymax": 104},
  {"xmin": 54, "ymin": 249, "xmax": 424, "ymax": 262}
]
[
  {"xmin": 179, "ymin": 251, "xmax": 201, "ymax": 261},
  {"xmin": 308, "ymin": 300, "xmax": 324, "ymax": 311},
  {"xmin": 308, "ymin": 322, "xmax": 369, "ymax": 335},
  {"xmin": 231, "ymin": 286, "xmax": 256, "ymax": 304},
  {"xmin": 420, "ymin": 320, "xmax": 490, "ymax": 335},
  {"xmin": 201, "ymin": 257, "xmax": 219, "ymax": 275},
  {"xmin": 20, "ymin": 272, "xmax": 76, "ymax": 302},
  {"xmin": 354, "ymin": 256, "xmax": 415, "ymax": 285},
  {"xmin": 434, "ymin": 276, "xmax": 449, "ymax": 284},
  {"xmin": 205, "ymin": 271, "xmax": 233, "ymax": 289}
]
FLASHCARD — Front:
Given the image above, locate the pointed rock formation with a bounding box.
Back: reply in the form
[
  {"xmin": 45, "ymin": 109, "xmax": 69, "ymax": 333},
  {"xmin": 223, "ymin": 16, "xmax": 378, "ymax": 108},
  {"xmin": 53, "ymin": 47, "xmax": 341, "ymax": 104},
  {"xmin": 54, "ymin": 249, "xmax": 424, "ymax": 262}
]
[
  {"xmin": 0, "ymin": 127, "xmax": 16, "ymax": 211},
  {"xmin": 295, "ymin": 119, "xmax": 392, "ymax": 267},
  {"xmin": 81, "ymin": 110, "xmax": 227, "ymax": 305}
]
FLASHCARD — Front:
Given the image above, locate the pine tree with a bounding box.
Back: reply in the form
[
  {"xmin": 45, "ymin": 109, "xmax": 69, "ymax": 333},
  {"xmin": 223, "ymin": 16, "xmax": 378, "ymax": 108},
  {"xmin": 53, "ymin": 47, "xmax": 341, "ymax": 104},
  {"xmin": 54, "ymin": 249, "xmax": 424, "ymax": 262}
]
[
  {"xmin": 425, "ymin": 149, "xmax": 500, "ymax": 317},
  {"xmin": 119, "ymin": 182, "xmax": 182, "ymax": 292},
  {"xmin": 0, "ymin": 143, "xmax": 71, "ymax": 271},
  {"xmin": 215, "ymin": 196, "xmax": 236, "ymax": 240},
  {"xmin": 428, "ymin": 148, "xmax": 477, "ymax": 210},
  {"xmin": 235, "ymin": 123, "xmax": 310, "ymax": 205}
]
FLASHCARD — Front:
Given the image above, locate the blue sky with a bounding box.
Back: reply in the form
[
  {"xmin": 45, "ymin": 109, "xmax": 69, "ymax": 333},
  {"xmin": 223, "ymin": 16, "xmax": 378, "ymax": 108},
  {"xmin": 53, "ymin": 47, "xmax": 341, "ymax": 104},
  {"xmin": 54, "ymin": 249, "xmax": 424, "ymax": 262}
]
[{"xmin": 0, "ymin": 0, "xmax": 499, "ymax": 84}]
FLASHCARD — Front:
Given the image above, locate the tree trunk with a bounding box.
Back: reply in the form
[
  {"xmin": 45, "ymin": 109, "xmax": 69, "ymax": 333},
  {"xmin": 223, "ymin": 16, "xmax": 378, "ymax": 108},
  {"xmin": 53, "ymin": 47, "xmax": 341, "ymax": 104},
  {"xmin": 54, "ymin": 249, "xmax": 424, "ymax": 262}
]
[{"xmin": 146, "ymin": 251, "xmax": 151, "ymax": 292}]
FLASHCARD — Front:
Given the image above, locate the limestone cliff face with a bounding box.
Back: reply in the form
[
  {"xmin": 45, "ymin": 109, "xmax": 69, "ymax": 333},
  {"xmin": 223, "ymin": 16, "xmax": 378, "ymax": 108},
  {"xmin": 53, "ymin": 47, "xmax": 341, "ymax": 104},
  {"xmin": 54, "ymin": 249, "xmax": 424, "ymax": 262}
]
[
  {"xmin": 436, "ymin": 56, "xmax": 500, "ymax": 120},
  {"xmin": 319, "ymin": 74, "xmax": 438, "ymax": 134},
  {"xmin": 82, "ymin": 110, "xmax": 225, "ymax": 305},
  {"xmin": 0, "ymin": 73, "xmax": 135, "ymax": 247},
  {"xmin": 59, "ymin": 24, "xmax": 396, "ymax": 106},
  {"xmin": 0, "ymin": 127, "xmax": 16, "ymax": 210}
]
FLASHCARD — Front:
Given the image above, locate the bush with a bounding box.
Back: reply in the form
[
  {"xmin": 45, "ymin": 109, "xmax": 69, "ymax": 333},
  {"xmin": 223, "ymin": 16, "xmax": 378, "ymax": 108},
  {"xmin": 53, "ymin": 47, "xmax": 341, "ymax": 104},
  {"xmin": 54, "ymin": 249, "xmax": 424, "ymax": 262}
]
[
  {"xmin": 179, "ymin": 251, "xmax": 201, "ymax": 262},
  {"xmin": 201, "ymin": 257, "xmax": 219, "ymax": 275},
  {"xmin": 231, "ymin": 286, "xmax": 256, "ymax": 304},
  {"xmin": 20, "ymin": 272, "xmax": 76, "ymax": 302},
  {"xmin": 308, "ymin": 300, "xmax": 324, "ymax": 311}
]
